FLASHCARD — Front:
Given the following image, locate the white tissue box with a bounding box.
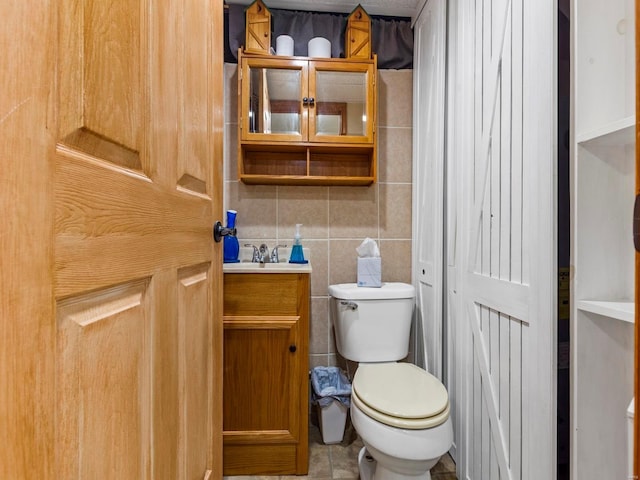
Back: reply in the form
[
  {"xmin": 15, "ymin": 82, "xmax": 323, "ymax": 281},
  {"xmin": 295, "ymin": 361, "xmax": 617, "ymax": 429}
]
[{"xmin": 357, "ymin": 257, "xmax": 382, "ymax": 287}]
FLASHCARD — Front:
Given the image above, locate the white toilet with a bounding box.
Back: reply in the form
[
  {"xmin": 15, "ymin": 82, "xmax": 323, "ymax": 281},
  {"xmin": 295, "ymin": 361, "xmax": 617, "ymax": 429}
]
[{"xmin": 328, "ymin": 282, "xmax": 453, "ymax": 480}]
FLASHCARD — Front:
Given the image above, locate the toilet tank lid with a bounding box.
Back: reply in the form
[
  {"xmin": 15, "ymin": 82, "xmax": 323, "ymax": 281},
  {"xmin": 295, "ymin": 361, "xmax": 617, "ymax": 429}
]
[{"xmin": 329, "ymin": 282, "xmax": 415, "ymax": 300}]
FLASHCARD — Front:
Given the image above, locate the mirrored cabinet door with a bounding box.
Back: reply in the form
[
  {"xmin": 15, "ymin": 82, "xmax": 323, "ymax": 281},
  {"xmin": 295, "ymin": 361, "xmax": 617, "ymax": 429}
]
[
  {"xmin": 308, "ymin": 62, "xmax": 375, "ymax": 143},
  {"xmin": 240, "ymin": 59, "xmax": 308, "ymax": 141}
]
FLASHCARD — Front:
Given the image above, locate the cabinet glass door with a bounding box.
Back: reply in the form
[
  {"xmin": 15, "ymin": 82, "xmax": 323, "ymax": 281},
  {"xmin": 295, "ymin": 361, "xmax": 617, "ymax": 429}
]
[
  {"xmin": 309, "ymin": 62, "xmax": 374, "ymax": 143},
  {"xmin": 241, "ymin": 59, "xmax": 308, "ymax": 142}
]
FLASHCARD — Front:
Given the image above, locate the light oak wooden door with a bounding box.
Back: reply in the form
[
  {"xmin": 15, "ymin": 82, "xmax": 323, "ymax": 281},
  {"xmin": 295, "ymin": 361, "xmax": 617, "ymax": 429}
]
[{"xmin": 1, "ymin": 1, "xmax": 224, "ymax": 478}]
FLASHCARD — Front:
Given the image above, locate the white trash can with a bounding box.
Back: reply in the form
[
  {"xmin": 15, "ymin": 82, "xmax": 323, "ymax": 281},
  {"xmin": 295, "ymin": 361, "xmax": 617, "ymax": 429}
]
[
  {"xmin": 311, "ymin": 366, "xmax": 351, "ymax": 445},
  {"xmin": 317, "ymin": 400, "xmax": 348, "ymax": 444}
]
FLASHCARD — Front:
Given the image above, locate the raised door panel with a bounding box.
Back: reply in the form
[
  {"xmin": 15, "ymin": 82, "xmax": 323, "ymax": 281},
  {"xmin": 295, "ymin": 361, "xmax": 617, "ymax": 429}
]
[
  {"xmin": 56, "ymin": 281, "xmax": 151, "ymax": 479},
  {"xmin": 178, "ymin": 265, "xmax": 214, "ymax": 480},
  {"xmin": 58, "ymin": 0, "xmax": 143, "ymax": 171}
]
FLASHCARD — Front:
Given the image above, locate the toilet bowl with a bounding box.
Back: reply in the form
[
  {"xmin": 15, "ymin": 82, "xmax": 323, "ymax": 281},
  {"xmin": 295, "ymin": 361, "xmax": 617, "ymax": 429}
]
[
  {"xmin": 350, "ymin": 363, "xmax": 453, "ymax": 480},
  {"xmin": 352, "ymin": 404, "xmax": 453, "ymax": 478},
  {"xmin": 328, "ymin": 283, "xmax": 454, "ymax": 480}
]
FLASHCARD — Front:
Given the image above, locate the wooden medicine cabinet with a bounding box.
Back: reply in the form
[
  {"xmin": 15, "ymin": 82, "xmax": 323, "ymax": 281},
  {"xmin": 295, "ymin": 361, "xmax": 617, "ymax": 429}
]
[{"xmin": 237, "ymin": 49, "xmax": 377, "ymax": 186}]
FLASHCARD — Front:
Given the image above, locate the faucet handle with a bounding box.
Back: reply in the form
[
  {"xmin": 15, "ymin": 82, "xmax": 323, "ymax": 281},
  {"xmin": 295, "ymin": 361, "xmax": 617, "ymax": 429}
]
[
  {"xmin": 244, "ymin": 244, "xmax": 260, "ymax": 263},
  {"xmin": 271, "ymin": 244, "xmax": 287, "ymax": 263}
]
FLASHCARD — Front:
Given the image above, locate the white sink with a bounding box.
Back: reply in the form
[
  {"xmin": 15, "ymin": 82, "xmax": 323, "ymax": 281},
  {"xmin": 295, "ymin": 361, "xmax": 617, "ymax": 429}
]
[
  {"xmin": 223, "ymin": 261, "xmax": 312, "ymax": 274},
  {"xmin": 223, "ymin": 246, "xmax": 312, "ymax": 273}
]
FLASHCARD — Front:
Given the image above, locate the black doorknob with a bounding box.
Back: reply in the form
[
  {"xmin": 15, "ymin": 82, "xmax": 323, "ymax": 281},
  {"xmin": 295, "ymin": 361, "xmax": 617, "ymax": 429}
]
[
  {"xmin": 212, "ymin": 221, "xmax": 236, "ymax": 243},
  {"xmin": 289, "ymin": 344, "xmax": 297, "ymax": 353}
]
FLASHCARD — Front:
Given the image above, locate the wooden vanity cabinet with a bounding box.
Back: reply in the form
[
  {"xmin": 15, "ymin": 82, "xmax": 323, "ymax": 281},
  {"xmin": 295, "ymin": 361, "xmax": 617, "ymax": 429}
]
[
  {"xmin": 222, "ymin": 272, "xmax": 310, "ymax": 475},
  {"xmin": 237, "ymin": 49, "xmax": 377, "ymax": 186}
]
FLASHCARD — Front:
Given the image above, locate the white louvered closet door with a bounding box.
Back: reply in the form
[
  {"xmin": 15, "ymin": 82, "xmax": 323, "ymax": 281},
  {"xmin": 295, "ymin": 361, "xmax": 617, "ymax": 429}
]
[{"xmin": 456, "ymin": 0, "xmax": 556, "ymax": 479}]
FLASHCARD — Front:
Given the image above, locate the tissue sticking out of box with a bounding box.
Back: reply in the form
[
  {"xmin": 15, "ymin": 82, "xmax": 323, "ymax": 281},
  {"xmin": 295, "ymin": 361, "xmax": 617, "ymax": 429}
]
[
  {"xmin": 356, "ymin": 238, "xmax": 382, "ymax": 287},
  {"xmin": 356, "ymin": 237, "xmax": 380, "ymax": 258}
]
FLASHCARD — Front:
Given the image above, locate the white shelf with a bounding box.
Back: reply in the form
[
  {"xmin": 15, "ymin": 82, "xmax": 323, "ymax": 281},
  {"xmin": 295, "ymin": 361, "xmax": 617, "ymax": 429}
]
[
  {"xmin": 576, "ymin": 299, "xmax": 635, "ymax": 324},
  {"xmin": 576, "ymin": 116, "xmax": 636, "ymax": 147},
  {"xmin": 572, "ymin": 0, "xmax": 636, "ymax": 477},
  {"xmin": 576, "ymin": 115, "xmax": 636, "ymax": 147}
]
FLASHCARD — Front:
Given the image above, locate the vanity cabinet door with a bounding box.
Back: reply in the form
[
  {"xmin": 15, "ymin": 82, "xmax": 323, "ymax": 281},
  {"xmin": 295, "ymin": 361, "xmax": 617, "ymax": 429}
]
[{"xmin": 223, "ymin": 315, "xmax": 302, "ymax": 474}]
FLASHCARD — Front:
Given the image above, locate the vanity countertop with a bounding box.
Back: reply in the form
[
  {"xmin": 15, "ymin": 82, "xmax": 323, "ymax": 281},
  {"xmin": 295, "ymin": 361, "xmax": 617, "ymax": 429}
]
[
  {"xmin": 223, "ymin": 261, "xmax": 312, "ymax": 274},
  {"xmin": 223, "ymin": 246, "xmax": 312, "ymax": 273}
]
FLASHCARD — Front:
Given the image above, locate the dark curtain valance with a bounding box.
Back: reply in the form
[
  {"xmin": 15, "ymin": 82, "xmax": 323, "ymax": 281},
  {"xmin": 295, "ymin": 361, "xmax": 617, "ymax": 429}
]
[{"xmin": 225, "ymin": 4, "xmax": 413, "ymax": 69}]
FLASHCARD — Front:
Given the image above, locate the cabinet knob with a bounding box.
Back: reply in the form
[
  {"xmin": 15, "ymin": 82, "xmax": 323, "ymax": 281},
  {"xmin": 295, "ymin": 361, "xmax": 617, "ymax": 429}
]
[
  {"xmin": 308, "ymin": 97, "xmax": 315, "ymax": 107},
  {"xmin": 302, "ymin": 97, "xmax": 309, "ymax": 106},
  {"xmin": 289, "ymin": 344, "xmax": 297, "ymax": 353}
]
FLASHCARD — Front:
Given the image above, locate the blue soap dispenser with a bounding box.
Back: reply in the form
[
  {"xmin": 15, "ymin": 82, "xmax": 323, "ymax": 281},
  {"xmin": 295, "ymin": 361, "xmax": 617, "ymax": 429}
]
[
  {"xmin": 289, "ymin": 223, "xmax": 308, "ymax": 264},
  {"xmin": 223, "ymin": 209, "xmax": 240, "ymax": 263}
]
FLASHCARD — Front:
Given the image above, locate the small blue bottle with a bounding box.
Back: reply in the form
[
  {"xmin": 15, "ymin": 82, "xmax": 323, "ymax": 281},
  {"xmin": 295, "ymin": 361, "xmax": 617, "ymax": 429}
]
[{"xmin": 223, "ymin": 209, "xmax": 240, "ymax": 263}]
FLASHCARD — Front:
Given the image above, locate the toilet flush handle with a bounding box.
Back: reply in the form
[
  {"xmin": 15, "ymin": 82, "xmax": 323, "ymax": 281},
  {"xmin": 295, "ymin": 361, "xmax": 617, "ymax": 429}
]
[{"xmin": 340, "ymin": 301, "xmax": 358, "ymax": 310}]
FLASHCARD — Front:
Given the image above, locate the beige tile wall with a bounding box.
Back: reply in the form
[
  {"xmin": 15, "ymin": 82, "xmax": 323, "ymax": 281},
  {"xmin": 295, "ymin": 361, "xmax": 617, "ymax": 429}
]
[{"xmin": 223, "ymin": 64, "xmax": 414, "ymax": 369}]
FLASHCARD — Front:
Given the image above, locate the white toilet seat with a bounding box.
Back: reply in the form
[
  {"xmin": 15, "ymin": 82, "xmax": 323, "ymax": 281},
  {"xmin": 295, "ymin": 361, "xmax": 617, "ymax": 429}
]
[{"xmin": 352, "ymin": 362, "xmax": 450, "ymax": 429}]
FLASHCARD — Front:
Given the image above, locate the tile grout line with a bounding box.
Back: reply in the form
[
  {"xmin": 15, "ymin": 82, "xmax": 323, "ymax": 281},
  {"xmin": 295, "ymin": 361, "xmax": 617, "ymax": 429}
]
[{"xmin": 327, "ymin": 443, "xmax": 334, "ymax": 479}]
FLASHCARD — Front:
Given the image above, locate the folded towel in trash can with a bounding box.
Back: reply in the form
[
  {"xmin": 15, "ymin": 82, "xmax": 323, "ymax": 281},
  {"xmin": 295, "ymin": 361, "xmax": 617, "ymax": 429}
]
[{"xmin": 311, "ymin": 366, "xmax": 351, "ymax": 407}]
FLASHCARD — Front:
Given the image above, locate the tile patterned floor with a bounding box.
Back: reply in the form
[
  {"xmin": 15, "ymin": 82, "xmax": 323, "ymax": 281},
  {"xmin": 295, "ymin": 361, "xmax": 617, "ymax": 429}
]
[{"xmin": 225, "ymin": 422, "xmax": 457, "ymax": 480}]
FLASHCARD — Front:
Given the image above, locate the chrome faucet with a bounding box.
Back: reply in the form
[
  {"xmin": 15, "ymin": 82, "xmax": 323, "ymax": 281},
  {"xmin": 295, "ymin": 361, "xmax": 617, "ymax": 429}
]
[
  {"xmin": 244, "ymin": 244, "xmax": 261, "ymax": 263},
  {"xmin": 259, "ymin": 244, "xmax": 271, "ymax": 263},
  {"xmin": 244, "ymin": 243, "xmax": 272, "ymax": 263},
  {"xmin": 244, "ymin": 243, "xmax": 288, "ymax": 263},
  {"xmin": 270, "ymin": 244, "xmax": 287, "ymax": 263}
]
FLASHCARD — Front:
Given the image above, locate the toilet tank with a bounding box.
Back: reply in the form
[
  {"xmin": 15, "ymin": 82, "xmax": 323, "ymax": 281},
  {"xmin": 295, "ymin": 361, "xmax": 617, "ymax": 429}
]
[{"xmin": 328, "ymin": 283, "xmax": 415, "ymax": 363}]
